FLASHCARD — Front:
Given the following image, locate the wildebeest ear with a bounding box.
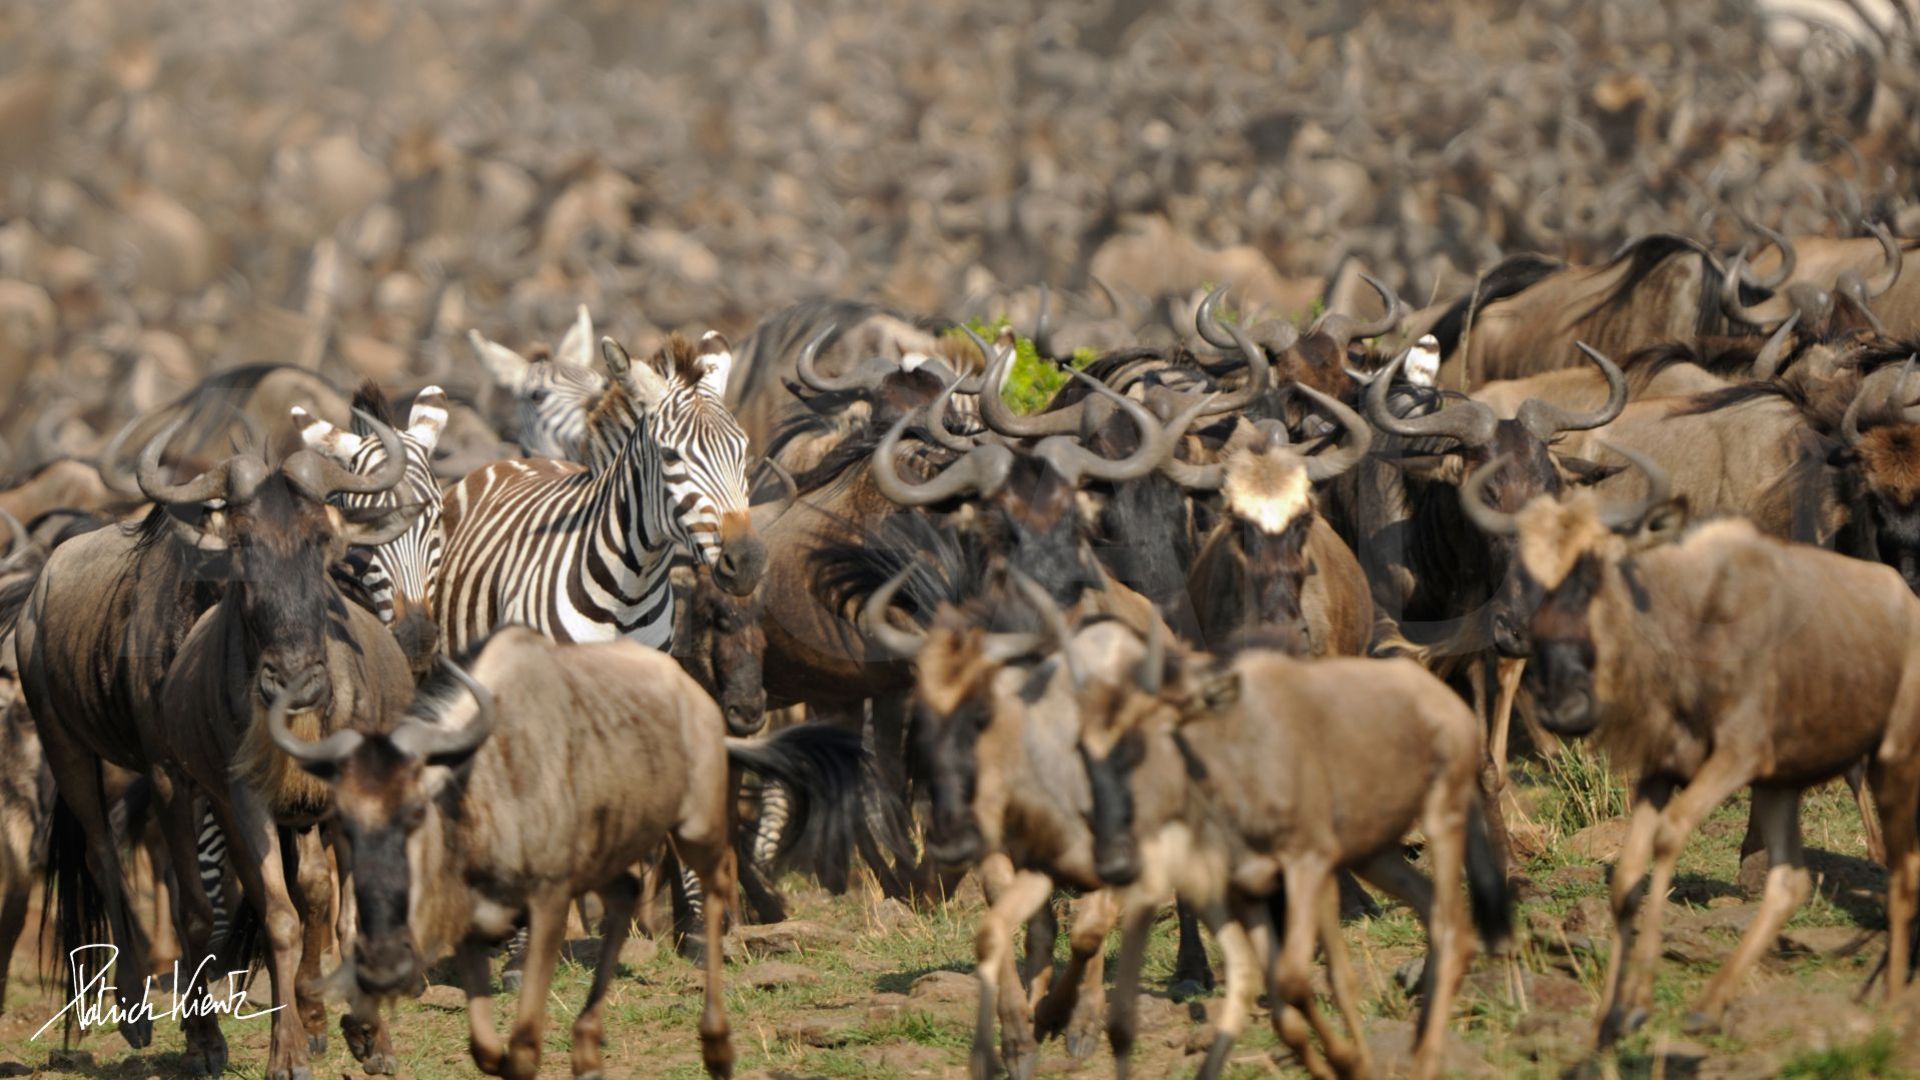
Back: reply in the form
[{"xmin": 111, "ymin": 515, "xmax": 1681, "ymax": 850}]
[
  {"xmin": 1559, "ymin": 456, "xmax": 1627, "ymax": 486},
  {"xmin": 1631, "ymin": 497, "xmax": 1689, "ymax": 546}
]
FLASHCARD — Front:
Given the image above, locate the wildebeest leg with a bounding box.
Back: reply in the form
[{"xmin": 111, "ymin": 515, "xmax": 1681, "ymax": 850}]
[
  {"xmin": 1171, "ymin": 900, "xmax": 1215, "ymax": 990},
  {"xmin": 676, "ymin": 830, "xmax": 738, "ymax": 1079},
  {"xmin": 137, "ymin": 830, "xmax": 182, "ymax": 971},
  {"xmin": 1686, "ymin": 786, "xmax": 1810, "ymax": 1032},
  {"xmin": 1105, "ymin": 898, "xmax": 1156, "ymax": 1080},
  {"xmin": 1021, "ymin": 892, "xmax": 1058, "ymax": 996},
  {"xmin": 1266, "ymin": 859, "xmax": 1338, "ymax": 1080},
  {"xmin": 971, "ymin": 855, "xmax": 1051, "ymax": 1080},
  {"xmin": 289, "ymin": 827, "xmax": 335, "ymax": 1055},
  {"xmin": 455, "ymin": 937, "xmax": 507, "ymax": 1075},
  {"xmin": 330, "ymin": 831, "xmax": 395, "ymax": 1076},
  {"xmin": 1315, "ymin": 877, "xmax": 1373, "ymax": 1077},
  {"xmin": 221, "ymin": 788, "xmax": 314, "ymax": 1080},
  {"xmin": 1489, "ymin": 656, "xmax": 1525, "ymax": 791},
  {"xmin": 153, "ymin": 771, "xmax": 228, "ymax": 1076},
  {"xmin": 0, "ymin": 885, "xmax": 25, "ymax": 1015},
  {"xmin": 1411, "ymin": 787, "xmax": 1470, "ymax": 1080},
  {"xmin": 503, "ymin": 885, "xmax": 569, "ymax": 1080},
  {"xmin": 1193, "ymin": 897, "xmax": 1261, "ymax": 1080},
  {"xmin": 1870, "ymin": 760, "xmax": 1920, "ymax": 998},
  {"xmin": 41, "ymin": 740, "xmax": 154, "ymax": 1047},
  {"xmin": 573, "ymin": 872, "xmax": 640, "ymax": 1079},
  {"xmin": 1602, "ymin": 758, "xmax": 1746, "ymax": 1049},
  {"xmin": 1846, "ymin": 764, "xmax": 1887, "ymax": 865},
  {"xmin": 1594, "ymin": 777, "xmax": 1670, "ymax": 1050},
  {"xmin": 1032, "ymin": 888, "xmax": 1117, "ymax": 1057}
]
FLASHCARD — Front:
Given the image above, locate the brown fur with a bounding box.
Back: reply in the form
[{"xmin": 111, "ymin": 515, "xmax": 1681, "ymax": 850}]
[{"xmin": 1857, "ymin": 425, "xmax": 1920, "ymax": 501}]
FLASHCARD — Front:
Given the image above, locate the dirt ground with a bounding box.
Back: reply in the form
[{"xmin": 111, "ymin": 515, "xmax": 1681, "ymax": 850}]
[{"xmin": 0, "ymin": 751, "xmax": 1914, "ymax": 1079}]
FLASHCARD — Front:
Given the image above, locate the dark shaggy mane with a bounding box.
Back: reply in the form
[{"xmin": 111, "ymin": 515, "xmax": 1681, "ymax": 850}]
[
  {"xmin": 1670, "ymin": 379, "xmax": 1810, "ymax": 417},
  {"xmin": 406, "ymin": 628, "xmax": 507, "ymax": 724},
  {"xmin": 812, "ymin": 511, "xmax": 1000, "ymax": 634},
  {"xmin": 657, "ymin": 333, "xmax": 705, "ymax": 385},
  {"xmin": 1850, "ymin": 337, "xmax": 1920, "ymax": 375},
  {"xmin": 1429, "ymin": 253, "xmax": 1566, "ymax": 357},
  {"xmin": 1580, "ymin": 233, "xmax": 1720, "ymax": 330},
  {"xmin": 349, "ymin": 380, "xmax": 396, "ymax": 431}
]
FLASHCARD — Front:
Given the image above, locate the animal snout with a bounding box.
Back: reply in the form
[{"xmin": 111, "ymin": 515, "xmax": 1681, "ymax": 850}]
[
  {"xmin": 1491, "ymin": 611, "xmax": 1530, "ymax": 658},
  {"xmin": 926, "ymin": 822, "xmax": 986, "ymax": 868},
  {"xmin": 712, "ymin": 524, "xmax": 767, "ymax": 596},
  {"xmin": 723, "ymin": 697, "xmax": 768, "ymax": 736},
  {"xmin": 1530, "ymin": 642, "xmax": 1599, "ymax": 736},
  {"xmin": 353, "ymin": 935, "xmax": 421, "ymax": 997},
  {"xmin": 1094, "ymin": 837, "xmax": 1142, "ymax": 887},
  {"xmin": 257, "ymin": 661, "xmax": 330, "ymax": 711},
  {"xmin": 391, "ymin": 611, "xmax": 442, "ymax": 676}
]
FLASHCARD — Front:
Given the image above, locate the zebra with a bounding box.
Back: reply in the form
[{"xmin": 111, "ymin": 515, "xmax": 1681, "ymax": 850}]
[
  {"xmin": 438, "ymin": 331, "xmax": 763, "ymax": 655},
  {"xmin": 291, "ymin": 382, "xmax": 450, "ymax": 669},
  {"xmin": 467, "ymin": 304, "xmax": 603, "ymax": 461}
]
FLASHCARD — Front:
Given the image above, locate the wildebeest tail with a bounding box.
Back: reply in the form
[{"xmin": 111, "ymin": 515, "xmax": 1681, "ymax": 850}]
[
  {"xmin": 1465, "ymin": 798, "xmax": 1513, "ymax": 954},
  {"xmin": 41, "ymin": 793, "xmax": 110, "ymax": 1045},
  {"xmin": 727, "ymin": 724, "xmax": 881, "ymax": 895}
]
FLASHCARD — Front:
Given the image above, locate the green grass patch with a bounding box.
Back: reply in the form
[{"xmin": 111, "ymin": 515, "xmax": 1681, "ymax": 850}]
[{"xmin": 1779, "ymin": 1029, "xmax": 1903, "ymax": 1079}]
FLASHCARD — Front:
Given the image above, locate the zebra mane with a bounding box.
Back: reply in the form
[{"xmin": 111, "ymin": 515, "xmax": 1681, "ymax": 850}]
[
  {"xmin": 655, "ymin": 333, "xmax": 707, "ymax": 386},
  {"xmin": 348, "ymin": 380, "xmax": 396, "ymax": 433}
]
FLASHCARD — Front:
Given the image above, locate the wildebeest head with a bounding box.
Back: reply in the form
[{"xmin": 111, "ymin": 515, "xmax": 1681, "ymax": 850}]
[
  {"xmin": 1168, "ymin": 385, "xmax": 1370, "ymax": 643},
  {"xmin": 1840, "ymin": 360, "xmax": 1920, "ymax": 593},
  {"xmin": 137, "ymin": 411, "xmax": 419, "ymax": 713},
  {"xmin": 863, "ymin": 567, "xmax": 1046, "ymax": 868},
  {"xmin": 1461, "ymin": 444, "xmax": 1678, "ymax": 735},
  {"xmin": 676, "ymin": 564, "xmax": 768, "ymax": 735},
  {"xmin": 292, "ymin": 384, "xmax": 449, "ymax": 679},
  {"xmin": 1373, "ymin": 343, "xmax": 1627, "ymax": 656},
  {"xmin": 268, "ymin": 657, "xmax": 495, "ymax": 997}
]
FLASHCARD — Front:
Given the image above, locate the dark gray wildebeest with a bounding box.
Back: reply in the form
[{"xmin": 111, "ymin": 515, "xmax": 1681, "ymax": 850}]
[
  {"xmin": 269, "ymin": 626, "xmax": 870, "ymax": 1080},
  {"xmin": 1462, "ymin": 446, "xmax": 1920, "ymax": 1051},
  {"xmin": 1069, "ymin": 619, "xmax": 1510, "ymax": 1080},
  {"xmin": 14, "ymin": 412, "xmax": 418, "ymax": 1080}
]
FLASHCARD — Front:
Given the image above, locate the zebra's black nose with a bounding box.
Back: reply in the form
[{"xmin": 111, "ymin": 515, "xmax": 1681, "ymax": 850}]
[{"xmin": 712, "ymin": 521, "xmax": 766, "ymax": 596}]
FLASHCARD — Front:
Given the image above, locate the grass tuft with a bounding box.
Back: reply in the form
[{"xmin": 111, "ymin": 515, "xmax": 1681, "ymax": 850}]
[{"xmin": 1779, "ymin": 1029, "xmax": 1903, "ymax": 1079}]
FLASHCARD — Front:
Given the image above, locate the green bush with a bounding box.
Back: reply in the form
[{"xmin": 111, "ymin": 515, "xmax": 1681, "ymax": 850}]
[{"xmin": 948, "ymin": 317, "xmax": 1095, "ymax": 416}]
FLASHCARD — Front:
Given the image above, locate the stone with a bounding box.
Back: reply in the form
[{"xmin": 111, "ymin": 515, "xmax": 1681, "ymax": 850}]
[
  {"xmin": 908, "ymin": 969, "xmax": 979, "ymax": 1004},
  {"xmin": 620, "ymin": 934, "xmax": 660, "ymax": 968},
  {"xmin": 1363, "ymin": 1018, "xmax": 1496, "ymax": 1077},
  {"xmin": 1568, "ymin": 819, "xmax": 1631, "ymax": 861},
  {"xmin": 1777, "ymin": 925, "xmax": 1877, "ymax": 958},
  {"xmin": 1662, "ymin": 926, "xmax": 1722, "ymax": 967},
  {"xmin": 731, "ymin": 919, "xmax": 853, "ymax": 957},
  {"xmin": 418, "ymin": 983, "xmax": 467, "ymax": 1011},
  {"xmin": 1722, "ymin": 989, "xmax": 1875, "ymax": 1048},
  {"xmin": 740, "ymin": 960, "xmax": 823, "ymax": 990},
  {"xmin": 869, "ymin": 897, "xmax": 916, "ymax": 933},
  {"xmin": 1672, "ymin": 901, "xmax": 1760, "ymax": 935},
  {"xmin": 777, "ymin": 1013, "xmax": 860, "ymax": 1048}
]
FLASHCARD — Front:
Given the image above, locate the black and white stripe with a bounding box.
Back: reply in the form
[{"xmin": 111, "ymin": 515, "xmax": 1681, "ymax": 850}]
[{"xmin": 468, "ymin": 305, "xmax": 604, "ymax": 461}]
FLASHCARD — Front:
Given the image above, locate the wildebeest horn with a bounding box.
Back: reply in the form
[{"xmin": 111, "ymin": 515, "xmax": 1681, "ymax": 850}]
[
  {"xmin": 1006, "ymin": 568, "xmax": 1083, "ymax": 690},
  {"xmin": 1034, "ymin": 375, "xmax": 1212, "ymax": 485},
  {"xmin": 1194, "ymin": 284, "xmax": 1237, "ymax": 349},
  {"xmin": 1864, "ymin": 220, "xmax": 1903, "ymax": 299},
  {"xmin": 870, "ymin": 411, "xmax": 1015, "ymax": 507},
  {"xmin": 753, "ymin": 456, "xmax": 799, "ymax": 524},
  {"xmin": 96, "ymin": 412, "xmax": 150, "ymax": 499},
  {"xmin": 1720, "ymin": 252, "xmax": 1785, "ymax": 329},
  {"xmin": 1842, "ymin": 356, "xmax": 1919, "ymax": 447},
  {"xmin": 862, "ymin": 566, "xmax": 929, "ymax": 660},
  {"xmin": 1311, "ymin": 273, "xmax": 1405, "ymax": 350},
  {"xmin": 137, "ymin": 417, "xmax": 255, "ymax": 506},
  {"xmin": 924, "ymin": 370, "xmax": 976, "ymax": 452},
  {"xmin": 283, "ymin": 408, "xmax": 408, "ymax": 503},
  {"xmin": 267, "ymin": 671, "xmax": 363, "ymax": 769},
  {"xmin": 1033, "ymin": 284, "xmax": 1054, "ymax": 361},
  {"xmin": 1137, "ymin": 614, "xmax": 1164, "ymax": 695},
  {"xmin": 340, "ymin": 500, "xmax": 429, "ymax": 549},
  {"xmin": 1363, "ymin": 352, "xmax": 1498, "ymax": 446},
  {"xmin": 1459, "ymin": 454, "xmax": 1520, "ymax": 536},
  {"xmin": 794, "ymin": 324, "xmax": 882, "ymax": 394},
  {"xmin": 1516, "ymin": 343, "xmax": 1627, "ymax": 440},
  {"xmin": 1299, "ymin": 384, "xmax": 1373, "ymax": 483},
  {"xmin": 1738, "ymin": 220, "xmax": 1796, "ymax": 291},
  {"xmin": 0, "ymin": 508, "xmax": 30, "ymax": 572},
  {"xmin": 977, "ymin": 327, "xmax": 1096, "ymax": 438},
  {"xmin": 1749, "ymin": 311, "xmax": 1801, "ymax": 381},
  {"xmin": 1597, "ymin": 441, "xmax": 1672, "ymax": 527},
  {"xmin": 1195, "ymin": 291, "xmax": 1274, "ymax": 417},
  {"xmin": 391, "ymin": 657, "xmax": 498, "ymax": 765}
]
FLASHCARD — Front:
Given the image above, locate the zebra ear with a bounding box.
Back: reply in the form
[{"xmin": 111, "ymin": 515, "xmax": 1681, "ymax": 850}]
[
  {"xmin": 557, "ymin": 304, "xmax": 594, "ymax": 369},
  {"xmin": 292, "ymin": 405, "xmax": 368, "ymax": 462},
  {"xmin": 601, "ymin": 336, "xmax": 666, "ymax": 408},
  {"xmin": 468, "ymin": 329, "xmax": 531, "ymax": 394},
  {"xmin": 406, "ymin": 386, "xmax": 449, "ymax": 453},
  {"xmin": 696, "ymin": 331, "xmax": 733, "ymax": 398}
]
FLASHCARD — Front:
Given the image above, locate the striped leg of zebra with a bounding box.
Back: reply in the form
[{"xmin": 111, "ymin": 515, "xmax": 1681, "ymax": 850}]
[
  {"xmin": 666, "ymin": 852, "xmax": 708, "ymax": 963},
  {"xmin": 197, "ymin": 799, "xmax": 233, "ymax": 961},
  {"xmin": 752, "ymin": 781, "xmax": 790, "ymax": 874}
]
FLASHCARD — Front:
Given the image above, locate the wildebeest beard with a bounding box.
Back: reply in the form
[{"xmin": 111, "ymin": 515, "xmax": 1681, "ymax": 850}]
[
  {"xmin": 916, "ymin": 695, "xmax": 988, "ymax": 866},
  {"xmin": 1524, "ymin": 551, "xmax": 1604, "ymax": 735},
  {"xmin": 987, "ymin": 457, "xmax": 1100, "ymax": 606}
]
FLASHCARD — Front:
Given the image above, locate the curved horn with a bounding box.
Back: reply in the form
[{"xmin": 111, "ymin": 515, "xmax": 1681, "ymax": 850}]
[
  {"xmin": 1719, "ymin": 252, "xmax": 1785, "ymax": 329},
  {"xmin": 96, "ymin": 412, "xmax": 152, "ymax": 499},
  {"xmin": 1514, "ymin": 342, "xmax": 1628, "ymax": 440},
  {"xmin": 1195, "ymin": 299, "xmax": 1272, "ymax": 418},
  {"xmin": 340, "ymin": 500, "xmax": 428, "ymax": 549},
  {"xmin": 753, "ymin": 456, "xmax": 799, "ymax": 525},
  {"xmin": 925, "ymin": 370, "xmax": 977, "ymax": 452},
  {"xmin": 953, "ymin": 324, "xmax": 999, "ymax": 396},
  {"xmin": 1750, "ymin": 311, "xmax": 1801, "ymax": 381},
  {"xmin": 390, "ymin": 657, "xmax": 498, "ymax": 764},
  {"xmin": 1006, "ymin": 568, "xmax": 1083, "ymax": 690},
  {"xmin": 0, "ymin": 508, "xmax": 31, "ymax": 572},
  {"xmin": 1459, "ymin": 454, "xmax": 1521, "ymax": 536},
  {"xmin": 1596, "ymin": 441, "xmax": 1672, "ymax": 527},
  {"xmin": 1740, "ymin": 220, "xmax": 1796, "ymax": 290},
  {"xmin": 977, "ymin": 331, "xmax": 1090, "ymax": 438},
  {"xmin": 1036, "ymin": 378, "xmax": 1212, "ymax": 485},
  {"xmin": 1298, "ymin": 384, "xmax": 1373, "ymax": 483},
  {"xmin": 267, "ymin": 672, "xmax": 363, "ymax": 770},
  {"xmin": 1312, "ymin": 273, "xmax": 1405, "ymax": 349},
  {"xmin": 794, "ymin": 324, "xmax": 870, "ymax": 394},
  {"xmin": 136, "ymin": 417, "xmax": 233, "ymax": 506},
  {"xmin": 1363, "ymin": 352, "xmax": 1499, "ymax": 446},
  {"xmin": 1843, "ymin": 356, "xmax": 1919, "ymax": 446},
  {"xmin": 1194, "ymin": 284, "xmax": 1237, "ymax": 349},
  {"xmin": 1033, "ymin": 284, "xmax": 1054, "ymax": 361},
  {"xmin": 861, "ymin": 566, "xmax": 929, "ymax": 660},
  {"xmin": 870, "ymin": 412, "xmax": 1014, "ymax": 507},
  {"xmin": 283, "ymin": 408, "xmax": 408, "ymax": 503},
  {"xmin": 1865, "ymin": 220, "xmax": 1903, "ymax": 299}
]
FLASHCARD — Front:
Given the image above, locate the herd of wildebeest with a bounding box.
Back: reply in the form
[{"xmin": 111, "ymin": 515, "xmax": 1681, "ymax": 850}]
[{"xmin": 0, "ymin": 207, "xmax": 1918, "ymax": 1080}]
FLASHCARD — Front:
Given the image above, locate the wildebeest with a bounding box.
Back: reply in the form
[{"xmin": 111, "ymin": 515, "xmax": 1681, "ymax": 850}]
[
  {"xmin": 1070, "ymin": 621, "xmax": 1511, "ymax": 1080},
  {"xmin": 1464, "ymin": 446, "xmax": 1920, "ymax": 1048},
  {"xmin": 15, "ymin": 411, "xmax": 417, "ymax": 1079},
  {"xmin": 269, "ymin": 627, "xmax": 871, "ymax": 1080}
]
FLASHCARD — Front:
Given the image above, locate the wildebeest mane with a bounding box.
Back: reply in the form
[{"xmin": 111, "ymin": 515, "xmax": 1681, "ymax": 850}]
[
  {"xmin": 812, "ymin": 510, "xmax": 1018, "ymax": 633},
  {"xmin": 1429, "ymin": 253, "xmax": 1566, "ymax": 357},
  {"xmin": 1670, "ymin": 379, "xmax": 1810, "ymax": 418},
  {"xmin": 1578, "ymin": 233, "xmax": 1722, "ymax": 333},
  {"xmin": 349, "ymin": 379, "xmax": 396, "ymax": 431}
]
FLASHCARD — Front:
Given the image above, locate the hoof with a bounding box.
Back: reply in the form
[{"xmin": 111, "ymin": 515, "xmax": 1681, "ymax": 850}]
[
  {"xmin": 342, "ymin": 1015, "xmax": 377, "ymax": 1061},
  {"xmin": 499, "ymin": 969, "xmax": 523, "ymax": 993},
  {"xmin": 362, "ymin": 1054, "xmax": 397, "ymax": 1076},
  {"xmin": 120, "ymin": 1014, "xmax": 154, "ymax": 1048},
  {"xmin": 266, "ymin": 1068, "xmax": 313, "ymax": 1080},
  {"xmin": 307, "ymin": 1033, "xmax": 327, "ymax": 1055},
  {"xmin": 1597, "ymin": 1005, "xmax": 1648, "ymax": 1048},
  {"xmin": 968, "ymin": 1041, "xmax": 997, "ymax": 1080},
  {"xmin": 1681, "ymin": 1010, "xmax": 1721, "ymax": 1036},
  {"xmin": 1168, "ymin": 979, "xmax": 1209, "ymax": 1003},
  {"xmin": 1065, "ymin": 1027, "xmax": 1099, "ymax": 1060}
]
